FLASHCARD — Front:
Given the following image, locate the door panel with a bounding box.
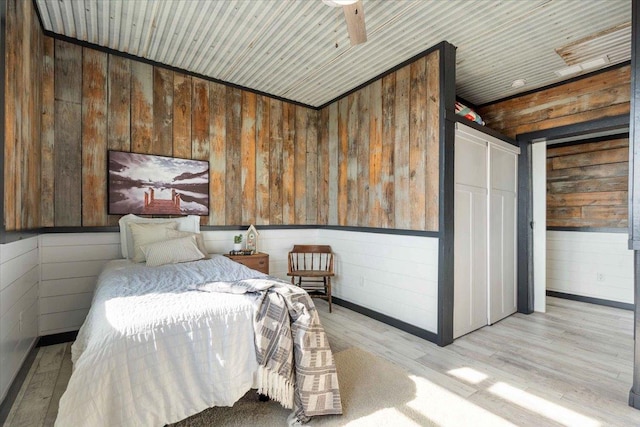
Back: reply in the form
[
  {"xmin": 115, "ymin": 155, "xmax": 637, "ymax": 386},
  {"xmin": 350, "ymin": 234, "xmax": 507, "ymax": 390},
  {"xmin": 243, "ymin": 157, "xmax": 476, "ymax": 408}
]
[
  {"xmin": 454, "ymin": 188, "xmax": 488, "ymax": 338},
  {"xmin": 489, "ymin": 190, "xmax": 517, "ymax": 323},
  {"xmin": 489, "ymin": 146, "xmax": 518, "ymax": 324},
  {"xmin": 454, "ymin": 134, "xmax": 488, "ymax": 339}
]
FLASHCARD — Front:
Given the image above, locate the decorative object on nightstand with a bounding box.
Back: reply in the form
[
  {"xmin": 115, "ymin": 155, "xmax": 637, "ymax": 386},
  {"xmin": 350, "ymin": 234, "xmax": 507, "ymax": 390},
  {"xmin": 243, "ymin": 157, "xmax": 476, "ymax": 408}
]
[
  {"xmin": 245, "ymin": 224, "xmax": 259, "ymax": 253},
  {"xmin": 233, "ymin": 234, "xmax": 243, "ymax": 252},
  {"xmin": 224, "ymin": 252, "xmax": 269, "ymax": 274},
  {"xmin": 287, "ymin": 245, "xmax": 335, "ymax": 312}
]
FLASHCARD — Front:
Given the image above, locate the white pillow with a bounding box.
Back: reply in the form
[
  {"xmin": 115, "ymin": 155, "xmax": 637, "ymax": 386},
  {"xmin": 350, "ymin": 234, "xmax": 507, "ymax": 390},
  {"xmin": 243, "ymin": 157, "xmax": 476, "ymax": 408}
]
[
  {"xmin": 141, "ymin": 236, "xmax": 205, "ymax": 267},
  {"xmin": 129, "ymin": 222, "xmax": 179, "ymax": 263},
  {"xmin": 118, "ymin": 214, "xmax": 201, "ymax": 258},
  {"xmin": 166, "ymin": 229, "xmax": 209, "ymax": 258}
]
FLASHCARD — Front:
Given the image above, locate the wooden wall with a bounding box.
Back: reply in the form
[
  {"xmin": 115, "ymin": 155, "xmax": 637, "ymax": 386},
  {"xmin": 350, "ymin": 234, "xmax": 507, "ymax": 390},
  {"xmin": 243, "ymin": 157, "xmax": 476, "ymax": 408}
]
[
  {"xmin": 318, "ymin": 50, "xmax": 441, "ymax": 231},
  {"xmin": 42, "ymin": 39, "xmax": 319, "ymax": 227},
  {"xmin": 547, "ymin": 137, "xmax": 628, "ymax": 229},
  {"xmin": 42, "ymin": 41, "xmax": 442, "ymax": 231},
  {"xmin": 478, "ymin": 65, "xmax": 631, "ymax": 139},
  {"xmin": 4, "ymin": 0, "xmax": 44, "ymax": 231}
]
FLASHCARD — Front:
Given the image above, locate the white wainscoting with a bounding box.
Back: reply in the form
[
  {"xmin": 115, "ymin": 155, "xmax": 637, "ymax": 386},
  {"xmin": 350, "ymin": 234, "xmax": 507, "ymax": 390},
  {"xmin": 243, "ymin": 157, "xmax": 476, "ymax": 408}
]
[
  {"xmin": 38, "ymin": 229, "xmax": 319, "ymax": 336},
  {"xmin": 39, "ymin": 233, "xmax": 121, "ymax": 336},
  {"xmin": 317, "ymin": 229, "xmax": 439, "ymax": 332},
  {"xmin": 0, "ymin": 237, "xmax": 39, "ymax": 402},
  {"xmin": 37, "ymin": 228, "xmax": 439, "ymax": 338},
  {"xmin": 546, "ymin": 230, "xmax": 634, "ymax": 304},
  {"xmin": 199, "ymin": 228, "xmax": 318, "ymax": 281}
]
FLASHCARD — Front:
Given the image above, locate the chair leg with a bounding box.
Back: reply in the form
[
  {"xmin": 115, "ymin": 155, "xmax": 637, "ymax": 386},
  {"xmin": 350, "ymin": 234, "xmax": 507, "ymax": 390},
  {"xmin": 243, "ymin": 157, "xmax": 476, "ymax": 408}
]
[{"xmin": 327, "ymin": 277, "xmax": 332, "ymax": 313}]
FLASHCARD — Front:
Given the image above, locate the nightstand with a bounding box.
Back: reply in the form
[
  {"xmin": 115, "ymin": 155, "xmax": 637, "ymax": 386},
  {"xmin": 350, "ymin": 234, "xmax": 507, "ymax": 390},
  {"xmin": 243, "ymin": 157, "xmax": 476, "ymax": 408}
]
[{"xmin": 224, "ymin": 252, "xmax": 269, "ymax": 274}]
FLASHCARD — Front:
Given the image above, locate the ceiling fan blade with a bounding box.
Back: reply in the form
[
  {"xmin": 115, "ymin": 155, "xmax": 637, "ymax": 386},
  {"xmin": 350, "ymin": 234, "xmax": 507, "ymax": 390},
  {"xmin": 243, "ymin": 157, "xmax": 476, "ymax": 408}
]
[{"xmin": 342, "ymin": 0, "xmax": 367, "ymax": 46}]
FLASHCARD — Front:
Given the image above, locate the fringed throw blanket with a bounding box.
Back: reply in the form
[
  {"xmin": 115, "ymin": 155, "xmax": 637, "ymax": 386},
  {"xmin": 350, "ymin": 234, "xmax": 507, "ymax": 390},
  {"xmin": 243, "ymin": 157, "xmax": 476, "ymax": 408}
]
[{"xmin": 196, "ymin": 278, "xmax": 343, "ymax": 423}]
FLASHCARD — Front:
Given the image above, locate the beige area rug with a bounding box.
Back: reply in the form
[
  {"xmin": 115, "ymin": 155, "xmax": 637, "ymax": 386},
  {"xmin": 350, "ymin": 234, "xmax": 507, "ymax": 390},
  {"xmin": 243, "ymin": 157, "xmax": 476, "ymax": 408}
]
[{"xmin": 172, "ymin": 347, "xmax": 437, "ymax": 427}]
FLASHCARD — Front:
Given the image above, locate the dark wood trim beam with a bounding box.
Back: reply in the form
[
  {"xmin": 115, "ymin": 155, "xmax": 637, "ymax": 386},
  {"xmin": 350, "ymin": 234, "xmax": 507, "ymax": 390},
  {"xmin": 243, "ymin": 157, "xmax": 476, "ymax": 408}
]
[
  {"xmin": 436, "ymin": 41, "xmax": 457, "ymax": 347},
  {"xmin": 630, "ymin": 0, "xmax": 640, "ymax": 250},
  {"xmin": 520, "ymin": 114, "xmax": 629, "ymax": 143},
  {"xmin": 0, "ymin": 0, "xmax": 6, "ymax": 240},
  {"xmin": 547, "ymin": 290, "xmax": 634, "ymax": 311},
  {"xmin": 629, "ymin": 0, "xmax": 640, "ymax": 411},
  {"xmin": 35, "ymin": 224, "xmax": 441, "ymax": 238},
  {"xmin": 333, "ymin": 297, "xmax": 438, "ymax": 344},
  {"xmin": 516, "ymin": 137, "xmax": 534, "ymax": 313}
]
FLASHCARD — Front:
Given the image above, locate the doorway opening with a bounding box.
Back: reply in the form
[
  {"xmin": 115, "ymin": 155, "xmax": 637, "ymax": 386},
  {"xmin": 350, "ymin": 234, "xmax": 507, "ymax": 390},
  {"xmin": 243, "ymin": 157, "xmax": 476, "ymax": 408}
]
[{"xmin": 518, "ymin": 115, "xmax": 630, "ymax": 313}]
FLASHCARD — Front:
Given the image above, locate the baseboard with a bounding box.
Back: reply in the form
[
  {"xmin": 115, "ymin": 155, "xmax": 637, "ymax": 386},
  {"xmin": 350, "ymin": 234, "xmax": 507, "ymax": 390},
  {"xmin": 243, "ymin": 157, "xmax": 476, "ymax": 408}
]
[
  {"xmin": 0, "ymin": 331, "xmax": 78, "ymax": 424},
  {"xmin": 630, "ymin": 387, "xmax": 640, "ymax": 409},
  {"xmin": 547, "ymin": 290, "xmax": 634, "ymax": 311},
  {"xmin": 0, "ymin": 339, "xmax": 38, "ymax": 425},
  {"xmin": 332, "ymin": 297, "xmax": 438, "ymax": 344},
  {"xmin": 37, "ymin": 331, "xmax": 78, "ymax": 347}
]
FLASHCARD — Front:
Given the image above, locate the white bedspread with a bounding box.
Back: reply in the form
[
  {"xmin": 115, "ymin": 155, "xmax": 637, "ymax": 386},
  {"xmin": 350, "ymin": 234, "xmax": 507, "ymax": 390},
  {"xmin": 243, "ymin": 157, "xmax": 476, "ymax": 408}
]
[{"xmin": 55, "ymin": 255, "xmax": 269, "ymax": 427}]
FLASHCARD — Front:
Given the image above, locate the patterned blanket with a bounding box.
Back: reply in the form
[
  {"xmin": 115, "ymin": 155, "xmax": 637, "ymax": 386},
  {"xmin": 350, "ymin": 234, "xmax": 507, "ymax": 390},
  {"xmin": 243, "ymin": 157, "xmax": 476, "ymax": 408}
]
[{"xmin": 196, "ymin": 278, "xmax": 343, "ymax": 423}]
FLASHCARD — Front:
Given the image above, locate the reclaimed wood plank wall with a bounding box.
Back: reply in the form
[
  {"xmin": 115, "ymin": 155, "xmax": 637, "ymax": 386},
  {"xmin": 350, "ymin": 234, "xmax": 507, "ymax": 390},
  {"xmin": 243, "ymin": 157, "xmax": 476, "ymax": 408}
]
[
  {"xmin": 318, "ymin": 50, "xmax": 441, "ymax": 231},
  {"xmin": 477, "ymin": 65, "xmax": 631, "ymax": 139},
  {"xmin": 547, "ymin": 137, "xmax": 629, "ymax": 229},
  {"xmin": 4, "ymin": 0, "xmax": 43, "ymax": 231},
  {"xmin": 42, "ymin": 39, "xmax": 321, "ymax": 227},
  {"xmin": 41, "ymin": 41, "xmax": 442, "ymax": 231},
  {"xmin": 477, "ymin": 65, "xmax": 631, "ymax": 230}
]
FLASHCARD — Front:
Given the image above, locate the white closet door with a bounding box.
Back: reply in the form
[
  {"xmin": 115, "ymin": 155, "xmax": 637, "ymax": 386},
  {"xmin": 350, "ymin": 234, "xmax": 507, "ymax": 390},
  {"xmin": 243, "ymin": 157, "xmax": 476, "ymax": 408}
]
[
  {"xmin": 453, "ymin": 134, "xmax": 488, "ymax": 339},
  {"xmin": 488, "ymin": 145, "xmax": 518, "ymax": 324}
]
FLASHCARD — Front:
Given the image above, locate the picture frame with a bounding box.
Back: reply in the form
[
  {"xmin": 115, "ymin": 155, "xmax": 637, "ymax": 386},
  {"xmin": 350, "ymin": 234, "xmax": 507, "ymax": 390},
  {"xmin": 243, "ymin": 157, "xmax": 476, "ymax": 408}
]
[{"xmin": 108, "ymin": 150, "xmax": 210, "ymax": 216}]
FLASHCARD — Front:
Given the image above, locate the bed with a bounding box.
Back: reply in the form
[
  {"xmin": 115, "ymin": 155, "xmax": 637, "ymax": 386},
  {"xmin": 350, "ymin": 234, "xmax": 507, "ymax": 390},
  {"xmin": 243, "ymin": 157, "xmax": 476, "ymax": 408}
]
[{"xmin": 54, "ymin": 215, "xmax": 342, "ymax": 426}]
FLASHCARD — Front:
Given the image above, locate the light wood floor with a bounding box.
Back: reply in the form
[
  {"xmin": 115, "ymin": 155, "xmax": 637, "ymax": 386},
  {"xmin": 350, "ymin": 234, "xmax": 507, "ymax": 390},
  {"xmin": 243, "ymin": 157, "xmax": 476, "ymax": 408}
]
[{"xmin": 4, "ymin": 297, "xmax": 640, "ymax": 426}]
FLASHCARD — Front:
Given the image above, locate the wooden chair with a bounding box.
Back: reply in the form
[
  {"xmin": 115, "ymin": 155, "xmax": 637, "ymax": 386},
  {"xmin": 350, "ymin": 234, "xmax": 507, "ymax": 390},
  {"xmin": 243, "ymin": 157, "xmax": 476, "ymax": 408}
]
[{"xmin": 287, "ymin": 245, "xmax": 335, "ymax": 312}]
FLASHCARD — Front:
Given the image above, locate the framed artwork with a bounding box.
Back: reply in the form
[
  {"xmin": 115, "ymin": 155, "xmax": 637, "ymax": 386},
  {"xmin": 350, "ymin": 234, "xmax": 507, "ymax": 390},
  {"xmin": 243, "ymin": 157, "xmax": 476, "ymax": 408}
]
[{"xmin": 108, "ymin": 150, "xmax": 209, "ymax": 215}]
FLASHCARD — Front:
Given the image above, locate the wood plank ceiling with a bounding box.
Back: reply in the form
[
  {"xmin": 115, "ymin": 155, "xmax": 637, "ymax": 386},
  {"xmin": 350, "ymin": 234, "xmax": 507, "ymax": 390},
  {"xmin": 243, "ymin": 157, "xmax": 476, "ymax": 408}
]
[{"xmin": 35, "ymin": 0, "xmax": 631, "ymax": 107}]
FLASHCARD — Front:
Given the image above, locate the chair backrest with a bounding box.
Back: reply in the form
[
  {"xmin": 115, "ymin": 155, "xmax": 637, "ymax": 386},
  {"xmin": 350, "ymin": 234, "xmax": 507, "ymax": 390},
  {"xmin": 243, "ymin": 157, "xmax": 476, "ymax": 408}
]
[{"xmin": 288, "ymin": 245, "xmax": 334, "ymax": 273}]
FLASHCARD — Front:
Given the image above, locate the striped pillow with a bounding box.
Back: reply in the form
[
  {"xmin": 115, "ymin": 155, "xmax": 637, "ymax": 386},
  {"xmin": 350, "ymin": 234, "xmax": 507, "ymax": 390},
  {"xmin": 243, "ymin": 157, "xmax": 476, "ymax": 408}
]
[
  {"xmin": 129, "ymin": 221, "xmax": 179, "ymax": 263},
  {"xmin": 166, "ymin": 229, "xmax": 209, "ymax": 259},
  {"xmin": 140, "ymin": 236, "xmax": 205, "ymax": 267}
]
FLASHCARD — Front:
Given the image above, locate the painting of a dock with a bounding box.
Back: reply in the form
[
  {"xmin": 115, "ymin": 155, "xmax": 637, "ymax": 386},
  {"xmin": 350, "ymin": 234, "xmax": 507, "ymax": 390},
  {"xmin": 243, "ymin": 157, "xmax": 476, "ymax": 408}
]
[{"xmin": 108, "ymin": 151, "xmax": 209, "ymax": 215}]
